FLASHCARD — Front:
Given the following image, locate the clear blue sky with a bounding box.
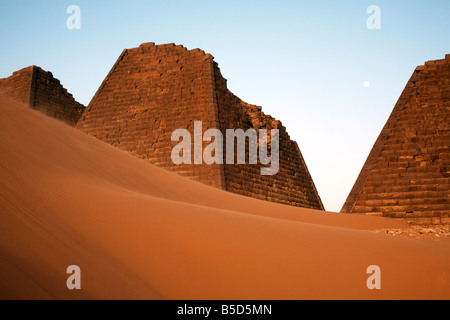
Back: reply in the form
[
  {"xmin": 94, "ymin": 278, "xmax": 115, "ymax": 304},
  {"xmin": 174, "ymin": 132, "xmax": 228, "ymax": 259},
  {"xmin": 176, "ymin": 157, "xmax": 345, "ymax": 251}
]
[{"xmin": 1, "ymin": 0, "xmax": 449, "ymax": 212}]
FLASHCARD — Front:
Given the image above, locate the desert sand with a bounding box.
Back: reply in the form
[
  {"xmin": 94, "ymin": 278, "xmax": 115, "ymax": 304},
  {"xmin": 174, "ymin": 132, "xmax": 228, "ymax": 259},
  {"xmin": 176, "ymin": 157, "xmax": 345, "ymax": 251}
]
[{"xmin": 0, "ymin": 93, "xmax": 449, "ymax": 300}]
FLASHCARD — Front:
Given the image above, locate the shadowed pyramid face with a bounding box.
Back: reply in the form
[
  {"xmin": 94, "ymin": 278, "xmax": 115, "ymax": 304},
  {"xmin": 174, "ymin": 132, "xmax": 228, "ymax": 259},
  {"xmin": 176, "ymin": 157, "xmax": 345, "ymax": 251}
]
[
  {"xmin": 171, "ymin": 121, "xmax": 280, "ymax": 176},
  {"xmin": 76, "ymin": 43, "xmax": 324, "ymax": 210}
]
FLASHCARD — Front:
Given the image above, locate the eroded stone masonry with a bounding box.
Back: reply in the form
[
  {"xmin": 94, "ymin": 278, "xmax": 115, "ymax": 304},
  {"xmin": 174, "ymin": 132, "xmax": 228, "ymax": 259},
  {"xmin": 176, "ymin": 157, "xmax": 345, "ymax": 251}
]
[
  {"xmin": 77, "ymin": 43, "xmax": 324, "ymax": 209},
  {"xmin": 342, "ymin": 55, "xmax": 450, "ymax": 225},
  {"xmin": 0, "ymin": 66, "xmax": 85, "ymax": 126}
]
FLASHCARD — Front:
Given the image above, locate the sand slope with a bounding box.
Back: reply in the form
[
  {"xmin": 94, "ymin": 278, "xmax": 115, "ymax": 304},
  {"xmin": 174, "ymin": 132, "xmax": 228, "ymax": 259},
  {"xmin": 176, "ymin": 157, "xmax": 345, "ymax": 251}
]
[{"xmin": 0, "ymin": 94, "xmax": 449, "ymax": 300}]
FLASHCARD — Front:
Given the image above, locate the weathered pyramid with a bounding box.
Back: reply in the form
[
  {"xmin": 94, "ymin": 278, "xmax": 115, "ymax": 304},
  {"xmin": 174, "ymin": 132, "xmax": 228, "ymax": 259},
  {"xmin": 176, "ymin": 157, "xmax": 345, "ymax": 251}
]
[
  {"xmin": 77, "ymin": 42, "xmax": 323, "ymax": 209},
  {"xmin": 342, "ymin": 55, "xmax": 450, "ymax": 225},
  {"xmin": 0, "ymin": 66, "xmax": 85, "ymax": 126}
]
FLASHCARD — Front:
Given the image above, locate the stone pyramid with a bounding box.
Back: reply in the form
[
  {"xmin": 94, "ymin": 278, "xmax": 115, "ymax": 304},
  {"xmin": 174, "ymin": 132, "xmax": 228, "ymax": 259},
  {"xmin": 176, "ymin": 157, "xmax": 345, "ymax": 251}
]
[
  {"xmin": 342, "ymin": 55, "xmax": 450, "ymax": 225},
  {"xmin": 77, "ymin": 42, "xmax": 323, "ymax": 209},
  {"xmin": 0, "ymin": 66, "xmax": 85, "ymax": 126}
]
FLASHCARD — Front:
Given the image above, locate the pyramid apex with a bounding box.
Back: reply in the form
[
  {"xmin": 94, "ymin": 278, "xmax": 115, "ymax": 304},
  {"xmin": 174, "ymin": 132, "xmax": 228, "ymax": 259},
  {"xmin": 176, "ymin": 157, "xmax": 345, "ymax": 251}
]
[
  {"xmin": 190, "ymin": 48, "xmax": 206, "ymax": 55},
  {"xmin": 139, "ymin": 42, "xmax": 155, "ymax": 48}
]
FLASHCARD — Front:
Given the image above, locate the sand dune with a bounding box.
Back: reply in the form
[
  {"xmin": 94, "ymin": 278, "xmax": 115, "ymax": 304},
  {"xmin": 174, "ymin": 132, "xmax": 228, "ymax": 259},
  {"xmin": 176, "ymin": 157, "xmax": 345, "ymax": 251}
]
[{"xmin": 0, "ymin": 93, "xmax": 449, "ymax": 300}]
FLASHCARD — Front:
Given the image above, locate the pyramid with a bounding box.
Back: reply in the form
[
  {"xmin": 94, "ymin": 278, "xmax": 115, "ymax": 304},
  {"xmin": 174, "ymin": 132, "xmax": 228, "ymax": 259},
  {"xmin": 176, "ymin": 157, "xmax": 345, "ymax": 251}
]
[
  {"xmin": 342, "ymin": 55, "xmax": 450, "ymax": 225},
  {"xmin": 77, "ymin": 43, "xmax": 323, "ymax": 209},
  {"xmin": 0, "ymin": 66, "xmax": 85, "ymax": 126}
]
